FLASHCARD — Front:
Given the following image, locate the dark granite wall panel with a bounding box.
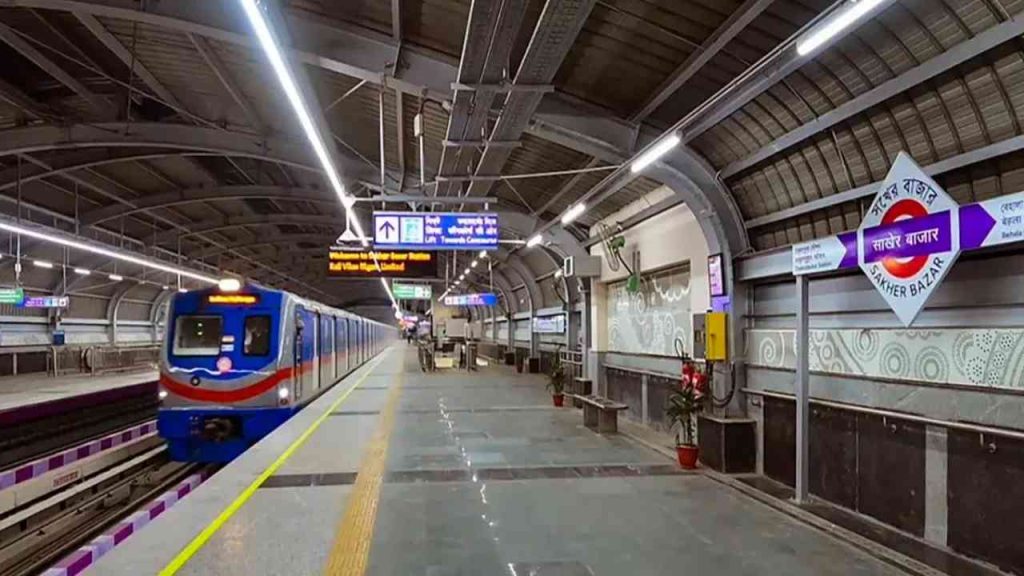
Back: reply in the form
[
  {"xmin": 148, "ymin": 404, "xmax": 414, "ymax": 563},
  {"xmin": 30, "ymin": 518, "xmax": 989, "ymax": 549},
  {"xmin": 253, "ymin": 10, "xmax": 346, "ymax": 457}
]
[
  {"xmin": 648, "ymin": 376, "xmax": 676, "ymax": 434},
  {"xmin": 856, "ymin": 414, "xmax": 925, "ymax": 536},
  {"xmin": 763, "ymin": 396, "xmax": 796, "ymax": 487},
  {"xmin": 606, "ymin": 369, "xmax": 642, "ymax": 423},
  {"xmin": 810, "ymin": 405, "xmax": 858, "ymax": 510},
  {"xmin": 948, "ymin": 429, "xmax": 1024, "ymax": 575},
  {"xmin": 605, "ymin": 369, "xmax": 629, "ymax": 404}
]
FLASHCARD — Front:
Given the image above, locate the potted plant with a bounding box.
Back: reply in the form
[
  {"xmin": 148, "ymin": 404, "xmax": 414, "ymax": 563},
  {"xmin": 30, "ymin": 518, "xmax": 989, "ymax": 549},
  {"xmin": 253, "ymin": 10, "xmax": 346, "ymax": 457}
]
[
  {"xmin": 546, "ymin": 355, "xmax": 566, "ymax": 407},
  {"xmin": 666, "ymin": 364, "xmax": 706, "ymax": 469}
]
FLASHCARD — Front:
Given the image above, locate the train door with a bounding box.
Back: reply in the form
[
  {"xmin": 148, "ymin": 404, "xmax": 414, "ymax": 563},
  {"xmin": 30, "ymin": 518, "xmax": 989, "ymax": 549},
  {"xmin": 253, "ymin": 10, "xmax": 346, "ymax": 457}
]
[
  {"xmin": 338, "ymin": 318, "xmax": 348, "ymax": 374},
  {"xmin": 310, "ymin": 311, "xmax": 320, "ymax": 392},
  {"xmin": 321, "ymin": 315, "xmax": 333, "ymax": 386},
  {"xmin": 332, "ymin": 316, "xmax": 339, "ymax": 380},
  {"xmin": 293, "ymin": 308, "xmax": 307, "ymax": 400}
]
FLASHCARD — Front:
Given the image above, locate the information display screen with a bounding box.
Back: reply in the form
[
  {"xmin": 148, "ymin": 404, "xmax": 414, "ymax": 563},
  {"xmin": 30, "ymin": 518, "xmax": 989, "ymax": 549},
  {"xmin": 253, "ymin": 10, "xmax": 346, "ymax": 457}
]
[
  {"xmin": 708, "ymin": 253, "xmax": 726, "ymax": 297},
  {"xmin": 328, "ymin": 250, "xmax": 438, "ymax": 279}
]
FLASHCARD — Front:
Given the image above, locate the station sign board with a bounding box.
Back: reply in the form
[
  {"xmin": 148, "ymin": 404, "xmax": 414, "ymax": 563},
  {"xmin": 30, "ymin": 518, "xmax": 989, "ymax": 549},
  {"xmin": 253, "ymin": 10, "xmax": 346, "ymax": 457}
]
[
  {"xmin": 443, "ymin": 293, "xmax": 497, "ymax": 307},
  {"xmin": 791, "ymin": 152, "xmax": 1024, "ymax": 326},
  {"xmin": 0, "ymin": 287, "xmax": 24, "ymax": 305},
  {"xmin": 328, "ymin": 249, "xmax": 437, "ymax": 279},
  {"xmin": 532, "ymin": 315, "xmax": 566, "ymax": 334},
  {"xmin": 392, "ymin": 282, "xmax": 432, "ymax": 300},
  {"xmin": 20, "ymin": 295, "xmax": 69, "ymax": 308},
  {"xmin": 373, "ymin": 211, "xmax": 499, "ymax": 250}
]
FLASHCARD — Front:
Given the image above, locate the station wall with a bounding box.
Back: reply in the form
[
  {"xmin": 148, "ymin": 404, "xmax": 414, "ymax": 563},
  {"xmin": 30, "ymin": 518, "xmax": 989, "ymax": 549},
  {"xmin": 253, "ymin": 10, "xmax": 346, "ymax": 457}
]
[
  {"xmin": 744, "ymin": 249, "xmax": 1024, "ymax": 574},
  {"xmin": 588, "ymin": 186, "xmax": 710, "ymax": 359}
]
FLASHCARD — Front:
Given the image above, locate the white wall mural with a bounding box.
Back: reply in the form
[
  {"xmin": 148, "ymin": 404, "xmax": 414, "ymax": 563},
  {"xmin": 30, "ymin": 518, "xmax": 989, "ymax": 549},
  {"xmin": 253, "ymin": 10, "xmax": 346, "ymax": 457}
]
[
  {"xmin": 746, "ymin": 328, "xmax": 1024, "ymax": 391},
  {"xmin": 606, "ymin": 266, "xmax": 690, "ymax": 357}
]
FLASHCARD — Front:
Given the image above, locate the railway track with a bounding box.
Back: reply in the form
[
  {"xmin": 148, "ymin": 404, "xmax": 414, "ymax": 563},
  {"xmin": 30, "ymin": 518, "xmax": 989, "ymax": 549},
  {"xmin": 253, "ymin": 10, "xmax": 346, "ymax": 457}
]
[{"xmin": 0, "ymin": 437, "xmax": 211, "ymax": 576}]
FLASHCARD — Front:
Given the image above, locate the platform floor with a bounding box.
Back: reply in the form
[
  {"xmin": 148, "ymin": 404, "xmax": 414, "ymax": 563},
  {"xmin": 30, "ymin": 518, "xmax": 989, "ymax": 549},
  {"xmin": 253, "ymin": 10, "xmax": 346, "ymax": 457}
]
[
  {"xmin": 95, "ymin": 346, "xmax": 911, "ymax": 575},
  {"xmin": 0, "ymin": 369, "xmax": 156, "ymax": 413}
]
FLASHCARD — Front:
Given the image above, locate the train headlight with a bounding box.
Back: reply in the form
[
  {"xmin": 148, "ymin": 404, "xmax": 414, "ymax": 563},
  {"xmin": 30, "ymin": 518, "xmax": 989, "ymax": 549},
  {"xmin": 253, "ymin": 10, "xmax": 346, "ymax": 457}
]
[
  {"xmin": 158, "ymin": 389, "xmax": 168, "ymax": 400},
  {"xmin": 278, "ymin": 387, "xmax": 289, "ymax": 400}
]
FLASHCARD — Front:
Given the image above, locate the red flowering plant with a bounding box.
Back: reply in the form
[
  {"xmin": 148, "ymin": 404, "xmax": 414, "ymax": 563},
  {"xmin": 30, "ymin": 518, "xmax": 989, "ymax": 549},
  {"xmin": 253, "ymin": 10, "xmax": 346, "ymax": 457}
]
[{"xmin": 665, "ymin": 360, "xmax": 707, "ymax": 447}]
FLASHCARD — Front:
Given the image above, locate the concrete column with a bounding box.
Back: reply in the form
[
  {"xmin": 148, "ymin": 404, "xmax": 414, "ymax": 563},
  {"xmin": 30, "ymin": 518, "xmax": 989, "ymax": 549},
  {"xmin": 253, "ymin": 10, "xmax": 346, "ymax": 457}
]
[
  {"xmin": 924, "ymin": 425, "xmax": 948, "ymax": 545},
  {"xmin": 795, "ymin": 275, "xmax": 810, "ymax": 504}
]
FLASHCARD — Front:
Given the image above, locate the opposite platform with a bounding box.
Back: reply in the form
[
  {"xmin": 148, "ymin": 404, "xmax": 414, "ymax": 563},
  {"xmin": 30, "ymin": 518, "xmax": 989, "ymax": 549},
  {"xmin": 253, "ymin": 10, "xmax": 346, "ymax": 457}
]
[{"xmin": 94, "ymin": 345, "xmax": 913, "ymax": 575}]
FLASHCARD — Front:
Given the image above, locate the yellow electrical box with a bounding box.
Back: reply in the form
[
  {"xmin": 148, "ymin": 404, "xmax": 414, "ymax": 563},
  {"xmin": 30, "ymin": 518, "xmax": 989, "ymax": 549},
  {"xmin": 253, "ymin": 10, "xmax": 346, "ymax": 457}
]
[{"xmin": 705, "ymin": 312, "xmax": 728, "ymax": 361}]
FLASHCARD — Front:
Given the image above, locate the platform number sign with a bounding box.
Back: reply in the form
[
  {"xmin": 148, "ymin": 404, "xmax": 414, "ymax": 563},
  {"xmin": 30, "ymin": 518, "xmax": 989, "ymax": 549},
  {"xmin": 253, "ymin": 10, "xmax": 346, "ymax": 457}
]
[{"xmin": 857, "ymin": 153, "xmax": 960, "ymax": 326}]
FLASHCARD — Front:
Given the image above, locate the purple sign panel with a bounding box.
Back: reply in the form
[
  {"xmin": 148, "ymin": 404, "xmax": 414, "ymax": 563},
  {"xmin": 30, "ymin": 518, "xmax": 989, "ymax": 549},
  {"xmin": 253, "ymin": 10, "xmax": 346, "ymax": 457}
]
[
  {"xmin": 861, "ymin": 210, "xmax": 952, "ymax": 264},
  {"xmin": 20, "ymin": 295, "xmax": 69, "ymax": 308},
  {"xmin": 443, "ymin": 293, "xmax": 497, "ymax": 307}
]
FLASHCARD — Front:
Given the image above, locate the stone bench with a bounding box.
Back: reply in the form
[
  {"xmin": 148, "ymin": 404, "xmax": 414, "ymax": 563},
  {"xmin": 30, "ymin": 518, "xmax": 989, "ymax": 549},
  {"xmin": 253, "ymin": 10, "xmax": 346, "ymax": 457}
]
[
  {"xmin": 572, "ymin": 394, "xmax": 627, "ymax": 434},
  {"xmin": 570, "ymin": 377, "xmax": 592, "ymax": 408}
]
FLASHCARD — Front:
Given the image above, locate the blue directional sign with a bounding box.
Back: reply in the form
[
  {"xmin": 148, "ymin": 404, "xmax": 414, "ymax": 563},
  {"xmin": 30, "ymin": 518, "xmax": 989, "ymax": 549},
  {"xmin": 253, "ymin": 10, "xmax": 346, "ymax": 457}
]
[{"xmin": 373, "ymin": 211, "xmax": 499, "ymax": 250}]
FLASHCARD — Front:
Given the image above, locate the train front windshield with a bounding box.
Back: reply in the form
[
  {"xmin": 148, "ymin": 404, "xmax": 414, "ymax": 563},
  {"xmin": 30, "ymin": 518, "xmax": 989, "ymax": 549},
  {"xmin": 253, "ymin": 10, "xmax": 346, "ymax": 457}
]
[{"xmin": 173, "ymin": 315, "xmax": 223, "ymax": 356}]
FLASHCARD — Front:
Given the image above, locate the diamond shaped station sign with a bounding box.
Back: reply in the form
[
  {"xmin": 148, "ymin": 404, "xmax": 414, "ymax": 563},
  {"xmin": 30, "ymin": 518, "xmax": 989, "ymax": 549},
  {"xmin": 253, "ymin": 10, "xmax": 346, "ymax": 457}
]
[{"xmin": 857, "ymin": 153, "xmax": 960, "ymax": 326}]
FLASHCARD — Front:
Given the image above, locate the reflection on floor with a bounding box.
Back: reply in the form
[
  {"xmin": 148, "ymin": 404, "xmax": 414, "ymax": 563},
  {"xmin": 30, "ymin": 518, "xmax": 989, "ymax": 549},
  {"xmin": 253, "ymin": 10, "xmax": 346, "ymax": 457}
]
[{"xmin": 178, "ymin": 347, "xmax": 916, "ymax": 576}]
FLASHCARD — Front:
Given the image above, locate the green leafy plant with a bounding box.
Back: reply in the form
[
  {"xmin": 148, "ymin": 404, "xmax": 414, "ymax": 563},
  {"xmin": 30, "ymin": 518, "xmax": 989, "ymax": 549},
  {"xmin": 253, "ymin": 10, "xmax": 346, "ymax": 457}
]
[
  {"xmin": 546, "ymin": 354, "xmax": 566, "ymax": 395},
  {"xmin": 666, "ymin": 383, "xmax": 703, "ymax": 446}
]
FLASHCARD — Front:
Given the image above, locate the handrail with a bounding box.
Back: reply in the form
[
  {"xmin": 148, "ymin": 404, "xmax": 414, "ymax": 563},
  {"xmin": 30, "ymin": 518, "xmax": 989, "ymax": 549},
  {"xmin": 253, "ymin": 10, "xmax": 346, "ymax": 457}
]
[{"xmin": 742, "ymin": 388, "xmax": 1024, "ymax": 442}]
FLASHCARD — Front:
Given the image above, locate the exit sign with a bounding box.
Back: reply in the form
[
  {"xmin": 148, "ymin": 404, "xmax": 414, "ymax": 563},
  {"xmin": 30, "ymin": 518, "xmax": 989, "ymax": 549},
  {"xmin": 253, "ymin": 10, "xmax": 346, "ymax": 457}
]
[{"xmin": 392, "ymin": 282, "xmax": 432, "ymax": 300}]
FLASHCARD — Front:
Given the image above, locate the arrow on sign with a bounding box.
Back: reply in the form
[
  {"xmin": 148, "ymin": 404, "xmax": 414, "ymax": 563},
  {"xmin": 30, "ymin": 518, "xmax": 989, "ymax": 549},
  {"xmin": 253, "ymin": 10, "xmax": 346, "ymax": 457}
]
[
  {"xmin": 959, "ymin": 203, "xmax": 997, "ymax": 250},
  {"xmin": 379, "ymin": 220, "xmax": 396, "ymax": 236}
]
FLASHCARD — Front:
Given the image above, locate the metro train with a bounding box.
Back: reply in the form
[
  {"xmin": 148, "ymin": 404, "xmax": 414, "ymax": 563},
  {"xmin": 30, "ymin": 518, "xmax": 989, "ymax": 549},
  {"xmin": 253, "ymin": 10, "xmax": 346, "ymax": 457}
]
[{"xmin": 157, "ymin": 284, "xmax": 392, "ymax": 462}]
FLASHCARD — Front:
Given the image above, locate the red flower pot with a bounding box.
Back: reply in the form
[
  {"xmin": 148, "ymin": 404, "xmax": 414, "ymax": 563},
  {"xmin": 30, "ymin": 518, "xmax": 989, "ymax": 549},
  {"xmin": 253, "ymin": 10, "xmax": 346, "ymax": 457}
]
[
  {"xmin": 552, "ymin": 393, "xmax": 564, "ymax": 407},
  {"xmin": 676, "ymin": 444, "xmax": 699, "ymax": 469}
]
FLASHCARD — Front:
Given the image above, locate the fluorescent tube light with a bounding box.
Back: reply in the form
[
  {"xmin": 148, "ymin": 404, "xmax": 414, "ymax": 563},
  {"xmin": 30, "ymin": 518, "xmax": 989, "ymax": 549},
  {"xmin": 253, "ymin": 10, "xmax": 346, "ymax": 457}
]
[
  {"xmin": 526, "ymin": 234, "xmax": 543, "ymax": 248},
  {"xmin": 479, "ymin": 251, "xmax": 487, "ymax": 258},
  {"xmin": 33, "ymin": 260, "xmax": 53, "ymax": 269},
  {"xmin": 178, "ymin": 287, "xmax": 188, "ymax": 293},
  {"xmin": 0, "ymin": 222, "xmax": 218, "ymax": 283},
  {"xmin": 238, "ymin": 0, "xmax": 362, "ymax": 240},
  {"xmin": 464, "ymin": 268, "xmax": 470, "ymax": 275},
  {"xmin": 471, "ymin": 260, "xmax": 478, "ymax": 268},
  {"xmin": 73, "ymin": 268, "xmax": 90, "ymax": 275},
  {"xmin": 631, "ymin": 134, "xmax": 681, "ymax": 173},
  {"xmin": 561, "ymin": 203, "xmax": 586, "ymax": 225},
  {"xmin": 109, "ymin": 274, "xmax": 124, "ymax": 282},
  {"xmin": 797, "ymin": 0, "xmax": 887, "ymax": 56}
]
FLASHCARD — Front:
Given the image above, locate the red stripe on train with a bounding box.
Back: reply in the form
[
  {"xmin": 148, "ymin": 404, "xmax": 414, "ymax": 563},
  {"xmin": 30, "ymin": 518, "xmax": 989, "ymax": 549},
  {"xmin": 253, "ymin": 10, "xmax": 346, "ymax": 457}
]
[
  {"xmin": 160, "ymin": 354, "xmax": 340, "ymax": 404},
  {"xmin": 160, "ymin": 368, "xmax": 291, "ymax": 403}
]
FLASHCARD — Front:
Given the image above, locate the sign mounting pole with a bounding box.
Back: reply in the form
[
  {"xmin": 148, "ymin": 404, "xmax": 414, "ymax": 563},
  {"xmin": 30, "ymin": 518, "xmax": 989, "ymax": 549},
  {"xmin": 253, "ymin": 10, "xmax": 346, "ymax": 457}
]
[{"xmin": 795, "ymin": 273, "xmax": 810, "ymax": 505}]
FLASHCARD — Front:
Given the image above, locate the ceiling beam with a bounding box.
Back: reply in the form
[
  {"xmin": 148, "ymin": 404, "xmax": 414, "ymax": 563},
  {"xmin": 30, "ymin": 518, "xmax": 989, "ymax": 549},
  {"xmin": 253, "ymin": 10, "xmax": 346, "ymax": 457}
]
[
  {"xmin": 630, "ymin": 0, "xmax": 773, "ymax": 123},
  {"xmin": 73, "ymin": 12, "xmax": 187, "ymax": 114},
  {"xmin": 0, "ymin": 20, "xmax": 113, "ymax": 115},
  {"xmin": 462, "ymin": 0, "xmax": 597, "ymax": 200},
  {"xmin": 721, "ymin": 15, "xmax": 1024, "ymax": 180},
  {"xmin": 0, "ymin": 122, "xmax": 329, "ymax": 173},
  {"xmin": 0, "ymin": 1, "xmax": 642, "ymax": 166},
  {"xmin": 189, "ymin": 33, "xmax": 264, "ymax": 130},
  {"xmin": 79, "ymin": 185, "xmax": 337, "ymax": 226},
  {"xmin": 0, "ymin": 76, "xmax": 59, "ymax": 121}
]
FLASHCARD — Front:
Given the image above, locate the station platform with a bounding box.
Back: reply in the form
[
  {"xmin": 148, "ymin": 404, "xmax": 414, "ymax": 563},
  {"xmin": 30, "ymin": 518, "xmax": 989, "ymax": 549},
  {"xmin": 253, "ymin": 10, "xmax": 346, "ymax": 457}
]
[
  {"xmin": 0, "ymin": 369, "xmax": 157, "ymax": 424},
  {"xmin": 93, "ymin": 345, "xmax": 911, "ymax": 575}
]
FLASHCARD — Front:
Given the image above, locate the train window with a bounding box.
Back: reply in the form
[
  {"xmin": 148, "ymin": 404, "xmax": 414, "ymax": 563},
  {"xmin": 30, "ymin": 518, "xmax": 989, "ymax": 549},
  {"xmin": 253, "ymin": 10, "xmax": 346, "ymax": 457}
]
[
  {"xmin": 244, "ymin": 316, "xmax": 271, "ymax": 356},
  {"xmin": 173, "ymin": 315, "xmax": 222, "ymax": 356}
]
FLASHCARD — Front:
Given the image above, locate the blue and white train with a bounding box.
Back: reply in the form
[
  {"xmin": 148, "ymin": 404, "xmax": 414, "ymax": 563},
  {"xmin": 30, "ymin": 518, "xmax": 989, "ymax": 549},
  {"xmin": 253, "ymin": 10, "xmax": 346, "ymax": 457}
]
[{"xmin": 157, "ymin": 284, "xmax": 392, "ymax": 462}]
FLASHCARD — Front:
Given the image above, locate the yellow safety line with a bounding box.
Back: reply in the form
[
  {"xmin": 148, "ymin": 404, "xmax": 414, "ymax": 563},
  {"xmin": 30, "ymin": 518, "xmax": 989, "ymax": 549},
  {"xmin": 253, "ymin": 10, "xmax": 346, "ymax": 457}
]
[
  {"xmin": 323, "ymin": 370, "xmax": 405, "ymax": 575},
  {"xmin": 159, "ymin": 354, "xmax": 391, "ymax": 576}
]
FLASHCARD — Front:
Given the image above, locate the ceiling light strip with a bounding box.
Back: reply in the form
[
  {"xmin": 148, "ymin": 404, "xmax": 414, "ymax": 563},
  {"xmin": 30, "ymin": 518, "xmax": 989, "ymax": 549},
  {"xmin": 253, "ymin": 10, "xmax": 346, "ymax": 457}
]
[{"xmin": 0, "ymin": 221, "xmax": 219, "ymax": 284}]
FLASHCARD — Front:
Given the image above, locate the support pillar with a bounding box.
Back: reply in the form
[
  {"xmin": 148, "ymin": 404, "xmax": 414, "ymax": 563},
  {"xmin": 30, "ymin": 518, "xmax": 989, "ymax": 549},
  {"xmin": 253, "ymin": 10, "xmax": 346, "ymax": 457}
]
[{"xmin": 795, "ymin": 275, "xmax": 810, "ymax": 504}]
